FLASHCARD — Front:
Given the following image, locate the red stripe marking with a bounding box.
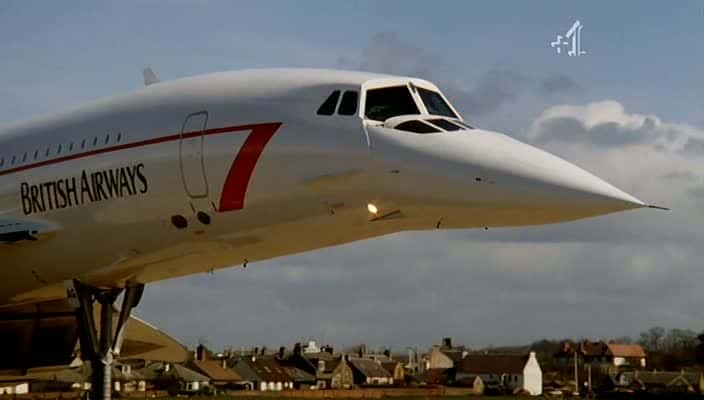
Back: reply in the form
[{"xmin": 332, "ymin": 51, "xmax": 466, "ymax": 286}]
[
  {"xmin": 0, "ymin": 122, "xmax": 280, "ymax": 177},
  {"xmin": 218, "ymin": 122, "xmax": 281, "ymax": 212}
]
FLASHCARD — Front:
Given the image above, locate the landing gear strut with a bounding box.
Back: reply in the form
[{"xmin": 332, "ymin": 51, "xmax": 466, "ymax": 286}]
[{"xmin": 67, "ymin": 281, "xmax": 144, "ymax": 400}]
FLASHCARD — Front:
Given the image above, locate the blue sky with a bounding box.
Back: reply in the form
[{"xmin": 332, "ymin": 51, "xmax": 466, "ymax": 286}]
[
  {"xmin": 1, "ymin": 1, "xmax": 701, "ymax": 124},
  {"xmin": 2, "ymin": 1, "xmax": 704, "ymax": 350}
]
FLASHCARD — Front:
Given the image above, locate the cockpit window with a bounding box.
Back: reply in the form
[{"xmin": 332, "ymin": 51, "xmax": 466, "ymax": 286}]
[
  {"xmin": 395, "ymin": 120, "xmax": 441, "ymax": 134},
  {"xmin": 418, "ymin": 88, "xmax": 458, "ymax": 118},
  {"xmin": 338, "ymin": 91, "xmax": 359, "ymax": 115},
  {"xmin": 365, "ymin": 86, "xmax": 420, "ymax": 121},
  {"xmin": 428, "ymin": 118, "xmax": 462, "ymax": 131},
  {"xmin": 317, "ymin": 90, "xmax": 341, "ymax": 115},
  {"xmin": 453, "ymin": 120, "xmax": 475, "ymax": 130}
]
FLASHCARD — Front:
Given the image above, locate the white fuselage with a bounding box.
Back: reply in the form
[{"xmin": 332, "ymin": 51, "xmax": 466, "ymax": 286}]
[{"xmin": 0, "ymin": 69, "xmax": 645, "ymax": 306}]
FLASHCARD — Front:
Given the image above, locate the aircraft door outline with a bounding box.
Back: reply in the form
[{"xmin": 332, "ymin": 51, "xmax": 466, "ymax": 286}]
[{"xmin": 179, "ymin": 111, "xmax": 209, "ymax": 199}]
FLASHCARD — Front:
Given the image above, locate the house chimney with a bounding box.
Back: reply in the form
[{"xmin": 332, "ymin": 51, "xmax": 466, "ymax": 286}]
[
  {"xmin": 196, "ymin": 344, "xmax": 206, "ymax": 361},
  {"xmin": 383, "ymin": 349, "xmax": 391, "ymax": 359},
  {"xmin": 278, "ymin": 346, "xmax": 286, "ymax": 359},
  {"xmin": 442, "ymin": 337, "xmax": 452, "ymax": 349},
  {"xmin": 221, "ymin": 358, "xmax": 227, "ymax": 369},
  {"xmin": 294, "ymin": 343, "xmax": 302, "ymax": 356}
]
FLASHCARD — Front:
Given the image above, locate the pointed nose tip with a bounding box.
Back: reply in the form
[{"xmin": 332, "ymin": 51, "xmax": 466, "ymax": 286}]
[
  {"xmin": 572, "ymin": 178, "xmax": 645, "ymax": 211},
  {"xmin": 525, "ymin": 149, "xmax": 646, "ymax": 215},
  {"xmin": 496, "ymin": 134, "xmax": 646, "ymax": 216}
]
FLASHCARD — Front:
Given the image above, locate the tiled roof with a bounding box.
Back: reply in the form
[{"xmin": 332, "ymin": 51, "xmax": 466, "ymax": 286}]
[
  {"xmin": 246, "ymin": 357, "xmax": 293, "ymax": 382},
  {"xmin": 281, "ymin": 366, "xmax": 316, "ymax": 382},
  {"xmin": 607, "ymin": 344, "xmax": 646, "ymax": 358},
  {"xmin": 348, "ymin": 358, "xmax": 392, "ymax": 379},
  {"xmin": 380, "ymin": 361, "xmax": 400, "ymax": 375},
  {"xmin": 190, "ymin": 360, "xmax": 243, "ymax": 382},
  {"xmin": 141, "ymin": 363, "xmax": 209, "ymax": 383},
  {"xmin": 456, "ymin": 354, "xmax": 528, "ymax": 374},
  {"xmin": 228, "ymin": 358, "xmax": 260, "ymax": 382}
]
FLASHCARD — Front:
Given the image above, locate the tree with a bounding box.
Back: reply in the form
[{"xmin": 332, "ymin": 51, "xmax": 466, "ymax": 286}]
[
  {"xmin": 639, "ymin": 326, "xmax": 666, "ymax": 352},
  {"xmin": 663, "ymin": 329, "xmax": 697, "ymax": 354},
  {"xmin": 612, "ymin": 336, "xmax": 633, "ymax": 344},
  {"xmin": 695, "ymin": 332, "xmax": 704, "ymax": 364}
]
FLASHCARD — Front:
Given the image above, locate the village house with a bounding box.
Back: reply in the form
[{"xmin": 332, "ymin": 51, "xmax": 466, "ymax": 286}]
[
  {"xmin": 288, "ymin": 344, "xmax": 354, "ymax": 389},
  {"xmin": 424, "ymin": 337, "xmax": 469, "ymax": 370},
  {"xmin": 348, "ymin": 358, "xmax": 394, "ymax": 386},
  {"xmin": 0, "ymin": 367, "xmax": 86, "ymax": 395},
  {"xmin": 455, "ymin": 352, "xmax": 543, "ymax": 396},
  {"xmin": 556, "ymin": 340, "xmax": 647, "ymax": 370},
  {"xmin": 381, "ymin": 360, "xmax": 405, "ymax": 382},
  {"xmin": 111, "ymin": 363, "xmax": 146, "ymax": 393},
  {"xmin": 272, "ymin": 347, "xmax": 317, "ymax": 389},
  {"xmin": 188, "ymin": 345, "xmax": 247, "ymax": 390},
  {"xmin": 613, "ymin": 370, "xmax": 704, "ymax": 393},
  {"xmin": 606, "ymin": 343, "xmax": 647, "ymax": 368},
  {"xmin": 141, "ymin": 362, "xmax": 210, "ymax": 394},
  {"xmin": 241, "ymin": 355, "xmax": 295, "ymax": 391}
]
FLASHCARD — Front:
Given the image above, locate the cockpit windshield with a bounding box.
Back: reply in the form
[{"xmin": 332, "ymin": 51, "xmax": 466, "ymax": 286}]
[
  {"xmin": 417, "ymin": 87, "xmax": 457, "ymax": 118},
  {"xmin": 365, "ymin": 86, "xmax": 419, "ymax": 121}
]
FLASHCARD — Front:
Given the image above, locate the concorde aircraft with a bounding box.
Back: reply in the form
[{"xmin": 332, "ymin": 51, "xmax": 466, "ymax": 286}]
[{"xmin": 0, "ymin": 68, "xmax": 659, "ymax": 399}]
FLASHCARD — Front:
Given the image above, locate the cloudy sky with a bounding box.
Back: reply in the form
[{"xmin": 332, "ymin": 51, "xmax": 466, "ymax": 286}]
[{"xmin": 2, "ymin": 1, "xmax": 703, "ymax": 351}]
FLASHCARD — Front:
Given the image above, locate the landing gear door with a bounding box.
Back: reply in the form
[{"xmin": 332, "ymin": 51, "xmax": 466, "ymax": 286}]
[{"xmin": 179, "ymin": 111, "xmax": 209, "ymax": 198}]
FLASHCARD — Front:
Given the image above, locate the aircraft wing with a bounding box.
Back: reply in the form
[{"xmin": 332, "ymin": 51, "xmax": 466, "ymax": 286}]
[
  {"xmin": 0, "ymin": 299, "xmax": 188, "ymax": 371},
  {"xmin": 0, "ymin": 216, "xmax": 59, "ymax": 244}
]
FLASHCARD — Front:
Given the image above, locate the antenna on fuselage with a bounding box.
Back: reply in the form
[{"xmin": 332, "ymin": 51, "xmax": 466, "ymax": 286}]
[{"xmin": 143, "ymin": 67, "xmax": 160, "ymax": 86}]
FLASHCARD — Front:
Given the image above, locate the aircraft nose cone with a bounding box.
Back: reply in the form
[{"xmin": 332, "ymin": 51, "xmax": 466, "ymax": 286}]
[{"xmin": 493, "ymin": 132, "xmax": 646, "ymax": 216}]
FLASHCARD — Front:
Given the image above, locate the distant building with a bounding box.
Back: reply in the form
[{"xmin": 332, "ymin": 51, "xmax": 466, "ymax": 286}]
[
  {"xmin": 606, "ymin": 343, "xmax": 647, "ymax": 368},
  {"xmin": 286, "ymin": 343, "xmax": 354, "ymax": 389},
  {"xmin": 424, "ymin": 337, "xmax": 469, "ymax": 370},
  {"xmin": 188, "ymin": 345, "xmax": 247, "ymax": 390},
  {"xmin": 348, "ymin": 358, "xmax": 394, "ymax": 386},
  {"xmin": 381, "ymin": 360, "xmax": 405, "ymax": 382},
  {"xmin": 614, "ymin": 371, "xmax": 704, "ymax": 393},
  {"xmin": 242, "ymin": 356, "xmax": 294, "ymax": 391},
  {"xmin": 455, "ymin": 352, "xmax": 542, "ymax": 396},
  {"xmin": 141, "ymin": 362, "xmax": 210, "ymax": 394},
  {"xmin": 303, "ymin": 340, "xmax": 321, "ymax": 354},
  {"xmin": 556, "ymin": 340, "xmax": 646, "ymax": 370}
]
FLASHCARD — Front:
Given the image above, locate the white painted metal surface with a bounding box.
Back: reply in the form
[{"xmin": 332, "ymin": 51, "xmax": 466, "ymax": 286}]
[{"xmin": 0, "ymin": 68, "xmax": 647, "ymax": 307}]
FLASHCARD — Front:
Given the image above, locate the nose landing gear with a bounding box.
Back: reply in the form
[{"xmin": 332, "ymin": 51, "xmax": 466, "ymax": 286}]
[{"xmin": 66, "ymin": 281, "xmax": 145, "ymax": 400}]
